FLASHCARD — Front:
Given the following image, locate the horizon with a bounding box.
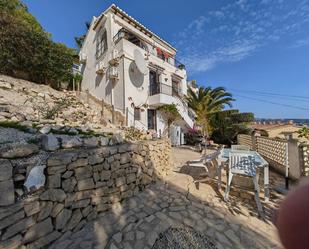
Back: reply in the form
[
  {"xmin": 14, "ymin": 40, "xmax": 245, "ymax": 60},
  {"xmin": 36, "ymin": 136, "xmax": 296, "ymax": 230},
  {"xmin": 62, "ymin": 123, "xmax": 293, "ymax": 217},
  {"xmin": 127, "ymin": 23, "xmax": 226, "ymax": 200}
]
[{"xmin": 22, "ymin": 0, "xmax": 309, "ymax": 119}]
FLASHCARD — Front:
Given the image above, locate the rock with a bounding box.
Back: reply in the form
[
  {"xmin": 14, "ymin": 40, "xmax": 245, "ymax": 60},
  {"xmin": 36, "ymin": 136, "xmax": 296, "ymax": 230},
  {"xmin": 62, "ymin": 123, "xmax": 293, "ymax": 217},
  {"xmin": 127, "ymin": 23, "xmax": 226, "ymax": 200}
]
[
  {"xmin": 126, "ymin": 173, "xmax": 136, "ymax": 184},
  {"xmin": 0, "ymin": 234, "xmax": 22, "ymax": 249},
  {"xmin": 40, "ymin": 189, "xmax": 66, "ymax": 202},
  {"xmin": 37, "ymin": 201, "xmax": 53, "ymax": 221},
  {"xmin": 42, "ymin": 134, "xmax": 60, "ymax": 151},
  {"xmin": 67, "ymin": 158, "xmax": 88, "ymax": 170},
  {"xmin": 109, "ymin": 134, "xmax": 123, "ymax": 145},
  {"xmin": 24, "ymin": 166, "xmax": 46, "ymax": 192},
  {"xmin": 26, "ymin": 231, "xmax": 61, "ymax": 249},
  {"xmin": 24, "ymin": 201, "xmax": 40, "ymax": 216},
  {"xmin": 0, "ymin": 180, "xmax": 14, "ymax": 206},
  {"xmin": 0, "ymin": 144, "xmax": 39, "ymax": 158},
  {"xmin": 62, "ymin": 171, "xmax": 74, "ymax": 179},
  {"xmin": 51, "ymin": 203, "xmax": 64, "ymax": 218},
  {"xmin": 47, "ymin": 152, "xmax": 77, "ymax": 166},
  {"xmin": 100, "ymin": 137, "xmax": 110, "ymax": 146},
  {"xmin": 0, "ymin": 202, "xmax": 23, "ymax": 220},
  {"xmin": 120, "ymin": 153, "xmax": 130, "ymax": 164},
  {"xmin": 74, "ymin": 166, "xmax": 92, "ymax": 180},
  {"xmin": 55, "ymin": 208, "xmax": 72, "ymax": 230},
  {"xmin": 0, "ymin": 159, "xmax": 12, "ymax": 181},
  {"xmin": 2, "ymin": 216, "xmax": 35, "ymax": 240},
  {"xmin": 115, "ymin": 177, "xmax": 126, "ymax": 187},
  {"xmin": 39, "ymin": 125, "xmax": 51, "ymax": 134},
  {"xmin": 23, "ymin": 218, "xmax": 54, "ymax": 243},
  {"xmin": 68, "ymin": 128, "xmax": 79, "ymax": 135},
  {"xmin": 47, "ymin": 174, "xmax": 61, "ymax": 188},
  {"xmin": 84, "ymin": 137, "xmax": 99, "ymax": 147},
  {"xmin": 71, "ymin": 199, "xmax": 90, "ymax": 209},
  {"xmin": 101, "ymin": 170, "xmax": 111, "ymax": 181},
  {"xmin": 77, "ymin": 178, "xmax": 94, "ymax": 191},
  {"xmin": 62, "ymin": 177, "xmax": 77, "ymax": 193},
  {"xmin": 64, "ymin": 209, "xmax": 82, "ymax": 231},
  {"xmin": 0, "ymin": 210, "xmax": 24, "ymax": 230},
  {"xmin": 60, "ymin": 136, "xmax": 83, "ymax": 149},
  {"xmin": 88, "ymin": 155, "xmax": 104, "ymax": 165},
  {"xmin": 0, "ymin": 81, "xmax": 12, "ymax": 89}
]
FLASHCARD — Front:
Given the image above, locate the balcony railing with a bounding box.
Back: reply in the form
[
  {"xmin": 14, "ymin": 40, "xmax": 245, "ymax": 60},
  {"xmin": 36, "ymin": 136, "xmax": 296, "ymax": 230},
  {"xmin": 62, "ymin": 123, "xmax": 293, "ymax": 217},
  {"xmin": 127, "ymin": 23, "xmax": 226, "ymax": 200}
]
[
  {"xmin": 149, "ymin": 82, "xmax": 182, "ymax": 97},
  {"xmin": 113, "ymin": 28, "xmax": 185, "ymax": 70}
]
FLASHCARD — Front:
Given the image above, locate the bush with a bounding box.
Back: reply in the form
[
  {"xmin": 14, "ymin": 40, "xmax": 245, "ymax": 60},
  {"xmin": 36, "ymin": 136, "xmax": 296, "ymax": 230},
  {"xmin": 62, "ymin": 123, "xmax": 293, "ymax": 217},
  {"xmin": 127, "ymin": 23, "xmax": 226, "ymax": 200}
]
[
  {"xmin": 0, "ymin": 0, "xmax": 75, "ymax": 87},
  {"xmin": 184, "ymin": 128, "xmax": 202, "ymax": 145}
]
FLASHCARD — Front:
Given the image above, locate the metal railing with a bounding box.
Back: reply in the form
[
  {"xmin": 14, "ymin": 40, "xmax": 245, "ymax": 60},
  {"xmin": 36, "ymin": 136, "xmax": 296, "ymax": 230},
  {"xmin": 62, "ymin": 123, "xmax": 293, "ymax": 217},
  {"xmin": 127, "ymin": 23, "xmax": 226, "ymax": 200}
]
[
  {"xmin": 113, "ymin": 28, "xmax": 185, "ymax": 70},
  {"xmin": 149, "ymin": 82, "xmax": 181, "ymax": 97}
]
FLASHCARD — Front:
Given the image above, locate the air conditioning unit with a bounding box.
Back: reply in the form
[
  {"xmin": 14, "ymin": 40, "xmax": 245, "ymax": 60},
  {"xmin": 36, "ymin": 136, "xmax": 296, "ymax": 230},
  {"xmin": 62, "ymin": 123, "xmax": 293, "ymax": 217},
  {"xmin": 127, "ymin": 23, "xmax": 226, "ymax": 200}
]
[
  {"xmin": 109, "ymin": 49, "xmax": 120, "ymax": 65},
  {"xmin": 109, "ymin": 66, "xmax": 119, "ymax": 79},
  {"xmin": 96, "ymin": 61, "xmax": 106, "ymax": 75},
  {"xmin": 79, "ymin": 52, "xmax": 87, "ymax": 63}
]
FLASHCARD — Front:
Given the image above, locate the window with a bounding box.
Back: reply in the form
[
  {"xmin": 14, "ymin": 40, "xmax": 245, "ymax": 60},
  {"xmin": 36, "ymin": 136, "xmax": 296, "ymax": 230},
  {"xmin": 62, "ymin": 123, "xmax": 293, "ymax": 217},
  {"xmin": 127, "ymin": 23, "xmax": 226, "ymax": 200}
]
[
  {"xmin": 134, "ymin": 107, "xmax": 141, "ymax": 121},
  {"xmin": 96, "ymin": 29, "xmax": 107, "ymax": 58}
]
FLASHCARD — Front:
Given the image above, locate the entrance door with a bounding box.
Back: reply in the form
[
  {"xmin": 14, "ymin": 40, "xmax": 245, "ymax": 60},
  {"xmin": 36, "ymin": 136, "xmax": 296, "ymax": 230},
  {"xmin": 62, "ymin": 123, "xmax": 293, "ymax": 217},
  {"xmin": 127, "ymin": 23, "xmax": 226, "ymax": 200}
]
[
  {"xmin": 149, "ymin": 70, "xmax": 159, "ymax": 95},
  {"xmin": 147, "ymin": 109, "xmax": 157, "ymax": 130}
]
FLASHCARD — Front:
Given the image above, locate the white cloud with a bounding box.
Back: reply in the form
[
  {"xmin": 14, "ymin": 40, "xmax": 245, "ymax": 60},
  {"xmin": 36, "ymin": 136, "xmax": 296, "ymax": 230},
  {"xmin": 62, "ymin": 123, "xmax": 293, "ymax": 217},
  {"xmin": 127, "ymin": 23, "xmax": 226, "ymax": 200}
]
[
  {"xmin": 174, "ymin": 0, "xmax": 309, "ymax": 74},
  {"xmin": 289, "ymin": 37, "xmax": 309, "ymax": 48}
]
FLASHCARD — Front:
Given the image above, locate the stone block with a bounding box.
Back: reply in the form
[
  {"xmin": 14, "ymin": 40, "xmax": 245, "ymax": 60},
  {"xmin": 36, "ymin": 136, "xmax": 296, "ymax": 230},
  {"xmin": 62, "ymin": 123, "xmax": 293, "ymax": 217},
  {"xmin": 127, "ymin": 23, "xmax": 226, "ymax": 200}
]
[
  {"xmin": 0, "ymin": 179, "xmax": 14, "ymax": 206},
  {"xmin": 82, "ymin": 206, "xmax": 93, "ymax": 217},
  {"xmin": 120, "ymin": 153, "xmax": 130, "ymax": 164},
  {"xmin": 74, "ymin": 166, "xmax": 92, "ymax": 180},
  {"xmin": 126, "ymin": 173, "xmax": 136, "ymax": 184},
  {"xmin": 37, "ymin": 201, "xmax": 53, "ymax": 221},
  {"xmin": 47, "ymin": 152, "xmax": 76, "ymax": 166},
  {"xmin": 71, "ymin": 199, "xmax": 90, "ymax": 209},
  {"xmin": 115, "ymin": 177, "xmax": 126, "ymax": 187},
  {"xmin": 24, "ymin": 201, "xmax": 40, "ymax": 216},
  {"xmin": 64, "ymin": 209, "xmax": 82, "ymax": 231},
  {"xmin": 0, "ymin": 202, "xmax": 23, "ymax": 220},
  {"xmin": 47, "ymin": 165, "xmax": 67, "ymax": 175},
  {"xmin": 23, "ymin": 218, "xmax": 54, "ymax": 243},
  {"xmin": 26, "ymin": 231, "xmax": 61, "ymax": 249},
  {"xmin": 0, "ymin": 159, "xmax": 12, "ymax": 181},
  {"xmin": 0, "ymin": 235, "xmax": 22, "ymax": 249},
  {"xmin": 60, "ymin": 136, "xmax": 83, "ymax": 149},
  {"xmin": 67, "ymin": 158, "xmax": 88, "ymax": 170},
  {"xmin": 84, "ymin": 137, "xmax": 100, "ymax": 147},
  {"xmin": 62, "ymin": 177, "xmax": 77, "ymax": 193},
  {"xmin": 47, "ymin": 174, "xmax": 61, "ymax": 188},
  {"xmin": 0, "ymin": 144, "xmax": 39, "ymax": 159},
  {"xmin": 100, "ymin": 137, "xmax": 110, "ymax": 146},
  {"xmin": 2, "ymin": 216, "xmax": 35, "ymax": 240},
  {"xmin": 62, "ymin": 171, "xmax": 73, "ymax": 179},
  {"xmin": 40, "ymin": 189, "xmax": 66, "ymax": 202},
  {"xmin": 51, "ymin": 203, "xmax": 64, "ymax": 218},
  {"xmin": 88, "ymin": 155, "xmax": 104, "ymax": 165},
  {"xmin": 42, "ymin": 134, "xmax": 60, "ymax": 151},
  {"xmin": 77, "ymin": 178, "xmax": 94, "ymax": 191},
  {"xmin": 55, "ymin": 208, "xmax": 72, "ymax": 230},
  {"xmin": 101, "ymin": 170, "xmax": 111, "ymax": 181},
  {"xmin": 0, "ymin": 210, "xmax": 24, "ymax": 230}
]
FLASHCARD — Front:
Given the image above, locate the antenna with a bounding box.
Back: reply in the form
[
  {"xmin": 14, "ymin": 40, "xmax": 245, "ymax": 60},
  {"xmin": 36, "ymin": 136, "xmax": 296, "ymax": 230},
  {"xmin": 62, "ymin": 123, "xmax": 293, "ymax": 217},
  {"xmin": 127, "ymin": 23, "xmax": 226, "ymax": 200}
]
[{"xmin": 134, "ymin": 49, "xmax": 148, "ymax": 75}]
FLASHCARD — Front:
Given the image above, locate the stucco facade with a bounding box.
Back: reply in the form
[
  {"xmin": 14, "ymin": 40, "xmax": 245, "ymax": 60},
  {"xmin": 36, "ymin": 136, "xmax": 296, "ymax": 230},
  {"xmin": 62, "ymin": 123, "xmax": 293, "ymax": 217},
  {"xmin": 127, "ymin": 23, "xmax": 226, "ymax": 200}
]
[{"xmin": 79, "ymin": 4, "xmax": 194, "ymax": 145}]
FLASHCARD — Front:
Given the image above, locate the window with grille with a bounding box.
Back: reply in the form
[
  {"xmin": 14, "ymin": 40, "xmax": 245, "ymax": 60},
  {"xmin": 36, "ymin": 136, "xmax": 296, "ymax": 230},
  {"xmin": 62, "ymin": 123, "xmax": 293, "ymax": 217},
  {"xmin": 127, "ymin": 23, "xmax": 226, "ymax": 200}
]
[
  {"xmin": 96, "ymin": 29, "xmax": 108, "ymax": 58},
  {"xmin": 134, "ymin": 107, "xmax": 141, "ymax": 121}
]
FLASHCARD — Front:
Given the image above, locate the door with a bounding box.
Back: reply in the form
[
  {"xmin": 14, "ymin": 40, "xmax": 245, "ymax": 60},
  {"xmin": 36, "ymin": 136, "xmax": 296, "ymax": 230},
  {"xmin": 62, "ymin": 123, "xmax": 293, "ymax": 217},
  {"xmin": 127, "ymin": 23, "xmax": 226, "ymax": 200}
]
[
  {"xmin": 149, "ymin": 70, "xmax": 159, "ymax": 95},
  {"xmin": 147, "ymin": 109, "xmax": 157, "ymax": 130}
]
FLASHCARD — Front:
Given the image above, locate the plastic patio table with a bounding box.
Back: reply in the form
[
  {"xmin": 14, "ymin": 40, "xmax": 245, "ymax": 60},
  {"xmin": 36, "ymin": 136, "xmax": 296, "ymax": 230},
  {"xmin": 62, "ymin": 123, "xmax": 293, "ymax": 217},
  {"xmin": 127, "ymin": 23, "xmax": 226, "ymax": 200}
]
[{"xmin": 217, "ymin": 148, "xmax": 270, "ymax": 202}]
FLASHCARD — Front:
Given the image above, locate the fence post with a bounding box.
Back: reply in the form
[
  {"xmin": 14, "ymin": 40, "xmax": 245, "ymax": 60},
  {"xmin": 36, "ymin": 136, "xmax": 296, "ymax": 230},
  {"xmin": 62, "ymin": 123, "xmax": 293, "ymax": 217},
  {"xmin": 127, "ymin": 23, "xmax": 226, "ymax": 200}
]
[
  {"xmin": 252, "ymin": 135, "xmax": 257, "ymax": 151},
  {"xmin": 285, "ymin": 142, "xmax": 289, "ymax": 189},
  {"xmin": 112, "ymin": 105, "xmax": 115, "ymax": 124},
  {"xmin": 101, "ymin": 99, "xmax": 104, "ymax": 117}
]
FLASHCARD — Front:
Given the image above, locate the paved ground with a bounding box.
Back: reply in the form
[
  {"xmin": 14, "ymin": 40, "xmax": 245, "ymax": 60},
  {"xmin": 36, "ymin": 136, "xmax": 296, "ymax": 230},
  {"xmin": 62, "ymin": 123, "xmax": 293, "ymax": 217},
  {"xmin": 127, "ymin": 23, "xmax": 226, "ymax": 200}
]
[{"xmin": 49, "ymin": 147, "xmax": 283, "ymax": 249}]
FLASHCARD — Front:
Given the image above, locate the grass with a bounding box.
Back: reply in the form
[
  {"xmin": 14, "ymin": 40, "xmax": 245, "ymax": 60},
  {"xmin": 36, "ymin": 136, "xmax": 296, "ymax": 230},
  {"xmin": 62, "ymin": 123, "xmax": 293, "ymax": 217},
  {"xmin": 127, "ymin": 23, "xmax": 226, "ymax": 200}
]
[
  {"xmin": 27, "ymin": 137, "xmax": 40, "ymax": 144},
  {"xmin": 0, "ymin": 120, "xmax": 29, "ymax": 132}
]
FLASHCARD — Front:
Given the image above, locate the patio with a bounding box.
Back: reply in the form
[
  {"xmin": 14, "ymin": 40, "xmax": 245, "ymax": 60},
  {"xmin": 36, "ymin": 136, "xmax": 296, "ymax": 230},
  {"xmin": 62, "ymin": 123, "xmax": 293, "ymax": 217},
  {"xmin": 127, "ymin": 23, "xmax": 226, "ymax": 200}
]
[{"xmin": 48, "ymin": 147, "xmax": 284, "ymax": 249}]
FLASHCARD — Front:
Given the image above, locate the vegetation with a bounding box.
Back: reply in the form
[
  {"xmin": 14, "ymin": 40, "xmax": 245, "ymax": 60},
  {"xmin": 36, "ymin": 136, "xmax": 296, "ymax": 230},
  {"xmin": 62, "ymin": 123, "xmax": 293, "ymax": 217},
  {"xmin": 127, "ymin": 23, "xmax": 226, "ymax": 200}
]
[
  {"xmin": 186, "ymin": 86, "xmax": 234, "ymax": 137},
  {"xmin": 0, "ymin": 120, "xmax": 29, "ymax": 132},
  {"xmin": 0, "ymin": 0, "xmax": 75, "ymax": 88},
  {"xmin": 157, "ymin": 104, "xmax": 181, "ymax": 138},
  {"xmin": 74, "ymin": 21, "xmax": 91, "ymax": 50},
  {"xmin": 298, "ymin": 127, "xmax": 309, "ymax": 141}
]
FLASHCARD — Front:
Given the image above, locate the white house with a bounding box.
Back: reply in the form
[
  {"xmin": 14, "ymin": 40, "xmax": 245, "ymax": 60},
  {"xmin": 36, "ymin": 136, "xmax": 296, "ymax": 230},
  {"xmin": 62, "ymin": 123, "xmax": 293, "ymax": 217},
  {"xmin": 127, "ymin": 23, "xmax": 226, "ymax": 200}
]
[{"xmin": 79, "ymin": 4, "xmax": 194, "ymax": 146}]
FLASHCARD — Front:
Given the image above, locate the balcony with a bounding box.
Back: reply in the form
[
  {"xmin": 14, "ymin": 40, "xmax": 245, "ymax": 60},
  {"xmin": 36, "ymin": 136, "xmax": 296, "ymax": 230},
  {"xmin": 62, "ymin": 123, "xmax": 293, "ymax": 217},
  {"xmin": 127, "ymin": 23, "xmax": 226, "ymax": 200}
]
[{"xmin": 113, "ymin": 28, "xmax": 185, "ymax": 70}]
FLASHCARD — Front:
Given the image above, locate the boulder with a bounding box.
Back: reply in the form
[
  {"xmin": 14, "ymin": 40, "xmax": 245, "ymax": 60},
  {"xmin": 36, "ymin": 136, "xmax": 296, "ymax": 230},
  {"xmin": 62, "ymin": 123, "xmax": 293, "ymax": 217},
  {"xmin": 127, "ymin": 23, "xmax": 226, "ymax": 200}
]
[
  {"xmin": 24, "ymin": 166, "xmax": 46, "ymax": 192},
  {"xmin": 0, "ymin": 144, "xmax": 39, "ymax": 159}
]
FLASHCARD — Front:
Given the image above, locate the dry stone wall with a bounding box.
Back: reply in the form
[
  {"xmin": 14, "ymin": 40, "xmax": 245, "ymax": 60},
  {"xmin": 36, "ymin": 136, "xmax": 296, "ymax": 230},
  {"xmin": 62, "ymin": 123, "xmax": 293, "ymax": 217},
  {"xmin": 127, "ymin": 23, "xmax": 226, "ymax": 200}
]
[{"xmin": 0, "ymin": 134, "xmax": 171, "ymax": 249}]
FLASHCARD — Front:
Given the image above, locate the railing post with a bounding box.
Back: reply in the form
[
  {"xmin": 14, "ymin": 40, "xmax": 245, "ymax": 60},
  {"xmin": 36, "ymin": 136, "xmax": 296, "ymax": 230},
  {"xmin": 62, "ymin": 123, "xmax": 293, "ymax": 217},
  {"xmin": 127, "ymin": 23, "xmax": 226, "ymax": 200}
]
[
  {"xmin": 285, "ymin": 142, "xmax": 289, "ymax": 190},
  {"xmin": 112, "ymin": 105, "xmax": 115, "ymax": 125},
  {"xmin": 126, "ymin": 107, "xmax": 128, "ymax": 127}
]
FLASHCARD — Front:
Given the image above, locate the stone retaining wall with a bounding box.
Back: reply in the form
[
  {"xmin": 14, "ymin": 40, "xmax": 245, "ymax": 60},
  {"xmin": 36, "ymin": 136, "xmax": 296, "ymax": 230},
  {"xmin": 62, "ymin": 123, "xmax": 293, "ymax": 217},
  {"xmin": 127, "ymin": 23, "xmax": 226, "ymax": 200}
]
[{"xmin": 0, "ymin": 136, "xmax": 170, "ymax": 249}]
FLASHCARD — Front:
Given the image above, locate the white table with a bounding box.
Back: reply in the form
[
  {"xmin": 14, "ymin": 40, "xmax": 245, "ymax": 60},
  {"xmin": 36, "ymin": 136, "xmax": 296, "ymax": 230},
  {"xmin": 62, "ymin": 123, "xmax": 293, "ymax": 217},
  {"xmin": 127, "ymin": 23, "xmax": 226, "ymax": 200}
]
[{"xmin": 218, "ymin": 148, "xmax": 270, "ymax": 202}]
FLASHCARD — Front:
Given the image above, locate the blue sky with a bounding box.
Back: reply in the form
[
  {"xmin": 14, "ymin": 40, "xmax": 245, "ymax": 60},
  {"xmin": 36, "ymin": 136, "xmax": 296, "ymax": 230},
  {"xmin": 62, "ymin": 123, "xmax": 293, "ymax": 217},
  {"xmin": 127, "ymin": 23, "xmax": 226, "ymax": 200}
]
[{"xmin": 23, "ymin": 0, "xmax": 309, "ymax": 119}]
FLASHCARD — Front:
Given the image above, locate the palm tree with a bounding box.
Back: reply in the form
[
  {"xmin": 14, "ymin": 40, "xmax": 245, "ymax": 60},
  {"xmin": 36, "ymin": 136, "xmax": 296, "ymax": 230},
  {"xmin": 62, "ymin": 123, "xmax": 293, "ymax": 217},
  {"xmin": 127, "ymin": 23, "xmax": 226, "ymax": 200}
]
[{"xmin": 187, "ymin": 86, "xmax": 235, "ymax": 137}]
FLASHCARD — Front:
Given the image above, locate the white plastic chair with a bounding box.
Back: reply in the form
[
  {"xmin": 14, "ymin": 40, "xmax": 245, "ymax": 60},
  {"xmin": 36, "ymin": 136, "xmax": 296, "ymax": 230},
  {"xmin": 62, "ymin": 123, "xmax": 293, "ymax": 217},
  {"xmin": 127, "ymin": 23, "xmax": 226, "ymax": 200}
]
[
  {"xmin": 187, "ymin": 150, "xmax": 222, "ymax": 189},
  {"xmin": 224, "ymin": 152, "xmax": 263, "ymax": 214},
  {"xmin": 231, "ymin": 145, "xmax": 250, "ymax": 151}
]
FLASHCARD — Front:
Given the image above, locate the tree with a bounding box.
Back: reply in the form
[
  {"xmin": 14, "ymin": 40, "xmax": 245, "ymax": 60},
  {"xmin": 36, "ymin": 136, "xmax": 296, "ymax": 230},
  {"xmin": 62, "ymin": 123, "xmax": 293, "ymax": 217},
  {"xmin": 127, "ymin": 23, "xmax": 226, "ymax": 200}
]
[
  {"xmin": 298, "ymin": 127, "xmax": 309, "ymax": 141},
  {"xmin": 0, "ymin": 0, "xmax": 75, "ymax": 87},
  {"xmin": 157, "ymin": 104, "xmax": 181, "ymax": 138},
  {"xmin": 74, "ymin": 21, "xmax": 91, "ymax": 50},
  {"xmin": 186, "ymin": 86, "xmax": 235, "ymax": 137},
  {"xmin": 211, "ymin": 110, "xmax": 254, "ymax": 145}
]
